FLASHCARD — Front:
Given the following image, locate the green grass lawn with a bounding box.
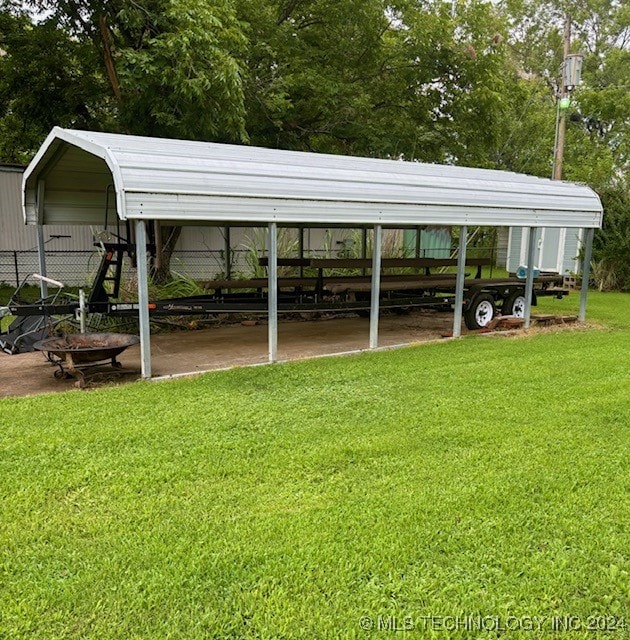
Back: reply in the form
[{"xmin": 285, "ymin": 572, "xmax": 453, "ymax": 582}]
[{"xmin": 0, "ymin": 292, "xmax": 629, "ymax": 639}]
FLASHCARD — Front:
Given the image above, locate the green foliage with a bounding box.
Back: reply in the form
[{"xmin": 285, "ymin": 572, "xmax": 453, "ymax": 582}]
[
  {"xmin": 237, "ymin": 0, "xmax": 514, "ymax": 165},
  {"xmin": 0, "ymin": 291, "xmax": 628, "ymax": 637},
  {"xmin": 237, "ymin": 0, "xmax": 397, "ymax": 154},
  {"xmin": 153, "ymin": 272, "xmax": 206, "ymax": 298},
  {"xmin": 114, "ymin": 0, "xmax": 248, "ymax": 141},
  {"xmin": 0, "ymin": 11, "xmax": 108, "ymax": 163},
  {"xmin": 1, "ymin": 0, "xmax": 627, "ymax": 288},
  {"xmin": 499, "ymin": 0, "xmax": 629, "ymax": 186},
  {"xmin": 3, "ymin": 0, "xmax": 626, "ymax": 176},
  {"xmin": 15, "ymin": 0, "xmax": 248, "ymax": 142},
  {"xmin": 241, "ymin": 227, "xmax": 299, "ymax": 278},
  {"xmin": 590, "ymin": 185, "xmax": 630, "ymax": 291}
]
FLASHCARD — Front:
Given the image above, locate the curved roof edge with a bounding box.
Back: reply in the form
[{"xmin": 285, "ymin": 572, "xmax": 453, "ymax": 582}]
[
  {"xmin": 23, "ymin": 127, "xmax": 125, "ymax": 226},
  {"xmin": 23, "ymin": 128, "xmax": 603, "ymax": 229}
]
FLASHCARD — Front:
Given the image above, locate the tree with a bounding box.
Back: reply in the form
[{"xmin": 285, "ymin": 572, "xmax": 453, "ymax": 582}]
[
  {"xmin": 237, "ymin": 0, "xmax": 515, "ymax": 167},
  {"xmin": 0, "ymin": 10, "xmax": 107, "ymax": 163},
  {"xmin": 20, "ymin": 0, "xmax": 249, "ymax": 283},
  {"xmin": 2, "ymin": 0, "xmax": 627, "ymax": 287},
  {"xmin": 498, "ymin": 0, "xmax": 629, "ymax": 186},
  {"xmin": 590, "ymin": 183, "xmax": 630, "ymax": 291}
]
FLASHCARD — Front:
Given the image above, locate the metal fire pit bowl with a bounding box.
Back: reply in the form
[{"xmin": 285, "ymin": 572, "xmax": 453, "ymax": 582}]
[{"xmin": 34, "ymin": 332, "xmax": 140, "ymax": 388}]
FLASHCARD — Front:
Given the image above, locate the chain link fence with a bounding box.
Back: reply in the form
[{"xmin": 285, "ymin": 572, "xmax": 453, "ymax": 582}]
[
  {"xmin": 1, "ymin": 245, "xmax": 497, "ymax": 290},
  {"xmin": 0, "ymin": 249, "xmax": 265, "ymax": 288},
  {"xmin": 0, "ymin": 251, "xmax": 99, "ymax": 288}
]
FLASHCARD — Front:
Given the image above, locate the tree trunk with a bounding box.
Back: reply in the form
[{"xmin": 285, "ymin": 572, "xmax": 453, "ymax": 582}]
[
  {"xmin": 152, "ymin": 225, "xmax": 182, "ymax": 285},
  {"xmin": 99, "ymin": 15, "xmax": 123, "ymax": 105}
]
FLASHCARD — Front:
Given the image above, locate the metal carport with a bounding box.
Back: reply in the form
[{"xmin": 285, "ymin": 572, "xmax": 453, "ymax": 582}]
[{"xmin": 23, "ymin": 127, "xmax": 604, "ymax": 378}]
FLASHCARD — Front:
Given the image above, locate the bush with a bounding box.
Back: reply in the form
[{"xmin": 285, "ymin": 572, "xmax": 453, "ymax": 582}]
[{"xmin": 591, "ymin": 184, "xmax": 630, "ymax": 291}]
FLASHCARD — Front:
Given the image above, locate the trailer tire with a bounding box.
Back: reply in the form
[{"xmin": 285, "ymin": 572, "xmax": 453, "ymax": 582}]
[
  {"xmin": 464, "ymin": 293, "xmax": 496, "ymax": 329},
  {"xmin": 501, "ymin": 291, "xmax": 526, "ymax": 317}
]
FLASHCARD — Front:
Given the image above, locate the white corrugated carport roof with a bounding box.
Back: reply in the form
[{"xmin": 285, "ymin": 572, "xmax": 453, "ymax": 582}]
[{"xmin": 24, "ymin": 127, "xmax": 603, "ymax": 228}]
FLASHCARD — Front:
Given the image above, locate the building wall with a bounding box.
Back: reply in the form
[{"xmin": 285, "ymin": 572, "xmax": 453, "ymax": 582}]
[
  {"xmin": 496, "ymin": 227, "xmax": 509, "ymax": 267},
  {"xmin": 1, "ymin": 166, "xmax": 96, "ymax": 252},
  {"xmin": 402, "ymin": 227, "xmax": 452, "ymax": 259},
  {"xmin": 1, "ymin": 166, "xmax": 403, "ymax": 285},
  {"xmin": 506, "ymin": 225, "xmax": 583, "ymax": 275},
  {"xmin": 562, "ymin": 228, "xmax": 583, "ymax": 274},
  {"xmin": 506, "ymin": 227, "xmax": 523, "ymax": 273}
]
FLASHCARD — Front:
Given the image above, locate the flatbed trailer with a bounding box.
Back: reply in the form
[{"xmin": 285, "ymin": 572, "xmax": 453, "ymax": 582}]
[{"xmin": 1, "ymin": 246, "xmax": 568, "ymax": 354}]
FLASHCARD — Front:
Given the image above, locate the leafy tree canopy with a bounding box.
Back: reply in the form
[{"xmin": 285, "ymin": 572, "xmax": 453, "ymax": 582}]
[
  {"xmin": 0, "ymin": 0, "xmax": 627, "ymax": 286},
  {"xmin": 0, "ymin": 9, "xmax": 107, "ymax": 162}
]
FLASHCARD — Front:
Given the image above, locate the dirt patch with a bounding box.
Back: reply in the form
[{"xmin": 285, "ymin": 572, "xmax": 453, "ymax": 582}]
[
  {"xmin": 1, "ymin": 310, "xmax": 581, "ymax": 398},
  {"xmin": 0, "ymin": 310, "xmax": 459, "ymax": 397}
]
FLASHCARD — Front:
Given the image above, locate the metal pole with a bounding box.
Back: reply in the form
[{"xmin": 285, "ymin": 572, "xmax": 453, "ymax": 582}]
[
  {"xmin": 552, "ymin": 15, "xmax": 572, "ymax": 180},
  {"xmin": 523, "ymin": 227, "xmax": 538, "ymax": 329},
  {"xmin": 369, "ymin": 225, "xmax": 382, "ymax": 349},
  {"xmin": 36, "ymin": 225, "xmax": 48, "ymax": 298},
  {"xmin": 453, "ymin": 225, "xmax": 467, "ymax": 337},
  {"xmin": 224, "ymin": 226, "xmax": 231, "ymax": 279},
  {"xmin": 36, "ymin": 179, "xmax": 48, "ymax": 298},
  {"xmin": 415, "ymin": 226, "xmax": 422, "ymax": 259},
  {"xmin": 551, "ymin": 99, "xmax": 562, "ymax": 179},
  {"xmin": 553, "ymin": 107, "xmax": 568, "ymax": 181},
  {"xmin": 135, "ymin": 220, "xmax": 152, "ymax": 379},
  {"xmin": 268, "ymin": 222, "xmax": 278, "ymax": 362},
  {"xmin": 578, "ymin": 227, "xmax": 594, "ymax": 322},
  {"xmin": 78, "ymin": 289, "xmax": 87, "ymax": 333},
  {"xmin": 13, "ymin": 251, "xmax": 19, "ymax": 288}
]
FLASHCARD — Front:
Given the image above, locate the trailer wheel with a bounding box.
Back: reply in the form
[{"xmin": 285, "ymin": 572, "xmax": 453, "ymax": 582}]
[
  {"xmin": 464, "ymin": 293, "xmax": 496, "ymax": 329},
  {"xmin": 501, "ymin": 291, "xmax": 526, "ymax": 317}
]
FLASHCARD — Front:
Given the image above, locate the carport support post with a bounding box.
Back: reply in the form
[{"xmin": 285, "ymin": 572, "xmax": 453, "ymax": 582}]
[
  {"xmin": 36, "ymin": 225, "xmax": 48, "ymax": 298},
  {"xmin": 36, "ymin": 180, "xmax": 48, "ymax": 298},
  {"xmin": 369, "ymin": 224, "xmax": 382, "ymax": 349},
  {"xmin": 135, "ymin": 220, "xmax": 152, "ymax": 379},
  {"xmin": 268, "ymin": 222, "xmax": 278, "ymax": 362},
  {"xmin": 452, "ymin": 225, "xmax": 467, "ymax": 338},
  {"xmin": 523, "ymin": 226, "xmax": 538, "ymax": 329},
  {"xmin": 578, "ymin": 227, "xmax": 594, "ymax": 322}
]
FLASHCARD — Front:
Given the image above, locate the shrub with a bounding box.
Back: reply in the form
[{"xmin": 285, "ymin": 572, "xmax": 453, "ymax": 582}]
[{"xmin": 591, "ymin": 184, "xmax": 630, "ymax": 291}]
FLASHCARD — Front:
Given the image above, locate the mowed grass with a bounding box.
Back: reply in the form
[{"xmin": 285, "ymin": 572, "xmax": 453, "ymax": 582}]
[{"xmin": 0, "ymin": 292, "xmax": 628, "ymax": 639}]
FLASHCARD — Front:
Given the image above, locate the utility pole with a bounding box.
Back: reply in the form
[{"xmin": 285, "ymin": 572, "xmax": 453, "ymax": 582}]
[
  {"xmin": 552, "ymin": 15, "xmax": 572, "ymax": 180},
  {"xmin": 552, "ymin": 16, "xmax": 584, "ymax": 180}
]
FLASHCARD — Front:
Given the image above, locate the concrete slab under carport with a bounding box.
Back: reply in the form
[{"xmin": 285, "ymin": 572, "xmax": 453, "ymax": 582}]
[{"xmin": 0, "ymin": 310, "xmax": 456, "ymax": 397}]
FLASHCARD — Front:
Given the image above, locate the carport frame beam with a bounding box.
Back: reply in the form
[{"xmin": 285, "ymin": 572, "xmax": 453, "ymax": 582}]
[
  {"xmin": 523, "ymin": 226, "xmax": 538, "ymax": 329},
  {"xmin": 36, "ymin": 180, "xmax": 48, "ymax": 298},
  {"xmin": 135, "ymin": 219, "xmax": 152, "ymax": 379},
  {"xmin": 268, "ymin": 222, "xmax": 278, "ymax": 362},
  {"xmin": 452, "ymin": 225, "xmax": 467, "ymax": 338},
  {"xmin": 369, "ymin": 224, "xmax": 382, "ymax": 349},
  {"xmin": 578, "ymin": 227, "xmax": 594, "ymax": 322}
]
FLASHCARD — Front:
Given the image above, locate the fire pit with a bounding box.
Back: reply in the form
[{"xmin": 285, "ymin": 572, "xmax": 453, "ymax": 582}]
[{"xmin": 34, "ymin": 332, "xmax": 140, "ymax": 388}]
